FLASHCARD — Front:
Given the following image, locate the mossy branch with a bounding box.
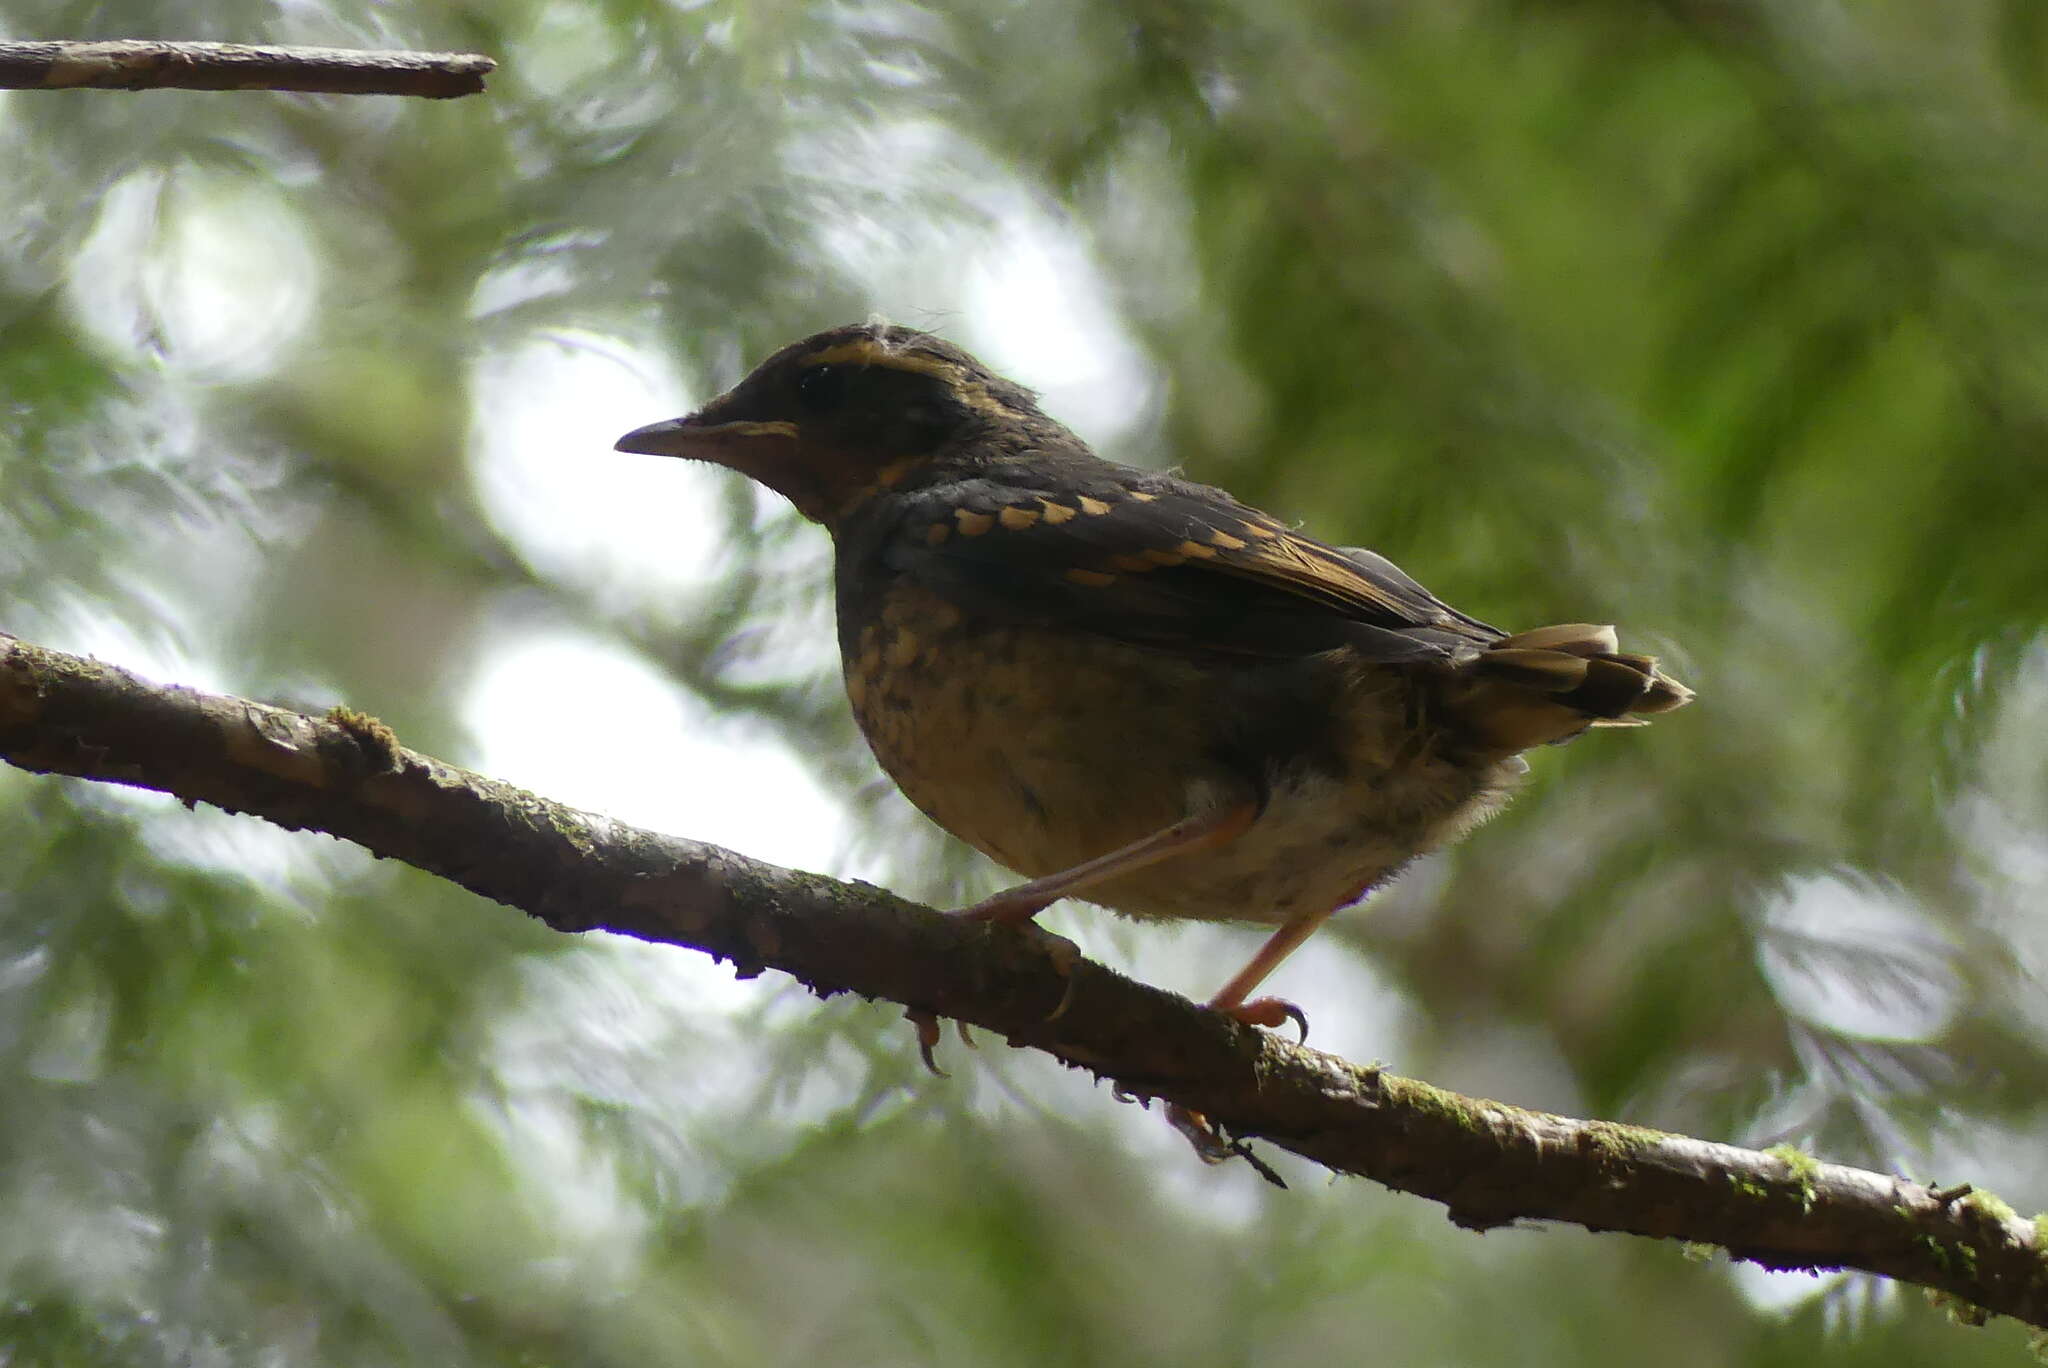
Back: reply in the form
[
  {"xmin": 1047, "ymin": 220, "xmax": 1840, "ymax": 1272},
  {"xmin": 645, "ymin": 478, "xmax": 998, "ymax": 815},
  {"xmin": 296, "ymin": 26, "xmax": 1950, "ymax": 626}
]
[{"xmin": 3, "ymin": 631, "xmax": 2044, "ymax": 1327}]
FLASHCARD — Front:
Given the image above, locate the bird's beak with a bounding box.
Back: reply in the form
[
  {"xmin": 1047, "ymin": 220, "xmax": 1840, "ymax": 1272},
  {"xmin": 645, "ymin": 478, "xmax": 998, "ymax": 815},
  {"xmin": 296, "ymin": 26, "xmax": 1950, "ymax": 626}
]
[
  {"xmin": 615, "ymin": 413, "xmax": 829, "ymax": 521},
  {"xmin": 613, "ymin": 416, "xmax": 799, "ymax": 459}
]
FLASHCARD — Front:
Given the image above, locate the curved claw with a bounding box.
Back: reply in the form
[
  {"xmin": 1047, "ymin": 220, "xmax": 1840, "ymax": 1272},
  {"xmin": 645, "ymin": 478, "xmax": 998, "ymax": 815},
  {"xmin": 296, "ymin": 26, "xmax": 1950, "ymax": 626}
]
[
  {"xmin": 1042, "ymin": 963, "xmax": 1081, "ymax": 1023},
  {"xmin": 1224, "ymin": 996, "xmax": 1310, "ymax": 1042},
  {"xmin": 905, "ymin": 923, "xmax": 1076, "ymax": 1075},
  {"xmin": 906, "ymin": 1008, "xmax": 948, "ymax": 1077},
  {"xmin": 1167, "ymin": 1104, "xmax": 1237, "ymax": 1163},
  {"xmin": 1017, "ymin": 922, "xmax": 1081, "ymax": 976},
  {"xmin": 978, "ymin": 920, "xmax": 1082, "ymax": 1022},
  {"xmin": 1166, "ymin": 1104, "xmax": 1288, "ymax": 1188}
]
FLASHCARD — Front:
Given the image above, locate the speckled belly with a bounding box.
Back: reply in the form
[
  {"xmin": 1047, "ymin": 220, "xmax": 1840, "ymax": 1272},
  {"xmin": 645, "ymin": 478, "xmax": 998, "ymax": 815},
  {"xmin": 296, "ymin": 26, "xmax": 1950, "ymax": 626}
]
[{"xmin": 843, "ymin": 582, "xmax": 1524, "ymax": 926}]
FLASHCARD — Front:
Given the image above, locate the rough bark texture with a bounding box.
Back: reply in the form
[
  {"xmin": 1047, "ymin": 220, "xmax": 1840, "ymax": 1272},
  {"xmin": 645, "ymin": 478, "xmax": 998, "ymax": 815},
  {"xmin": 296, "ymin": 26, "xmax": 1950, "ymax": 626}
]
[
  {"xmin": 0, "ymin": 40, "xmax": 492, "ymax": 98},
  {"xmin": 3, "ymin": 631, "xmax": 2044, "ymax": 1327}
]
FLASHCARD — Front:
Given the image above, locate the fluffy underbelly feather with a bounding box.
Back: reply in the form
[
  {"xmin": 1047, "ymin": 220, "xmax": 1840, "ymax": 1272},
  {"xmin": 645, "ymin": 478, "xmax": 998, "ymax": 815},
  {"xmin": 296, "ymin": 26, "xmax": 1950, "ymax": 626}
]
[{"xmin": 844, "ymin": 589, "xmax": 1524, "ymax": 927}]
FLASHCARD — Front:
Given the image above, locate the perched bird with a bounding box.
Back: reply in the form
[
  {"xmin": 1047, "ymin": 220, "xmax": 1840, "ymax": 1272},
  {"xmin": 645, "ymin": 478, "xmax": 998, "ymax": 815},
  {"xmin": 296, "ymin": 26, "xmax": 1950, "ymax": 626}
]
[{"xmin": 617, "ymin": 322, "xmax": 1691, "ymax": 1048}]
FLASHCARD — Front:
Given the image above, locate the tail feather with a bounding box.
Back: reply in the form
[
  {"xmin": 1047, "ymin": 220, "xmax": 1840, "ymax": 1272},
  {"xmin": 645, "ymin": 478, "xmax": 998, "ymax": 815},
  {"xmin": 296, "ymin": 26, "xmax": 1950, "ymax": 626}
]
[
  {"xmin": 1444, "ymin": 622, "xmax": 1693, "ymax": 753},
  {"xmin": 1493, "ymin": 622, "xmax": 1619, "ymax": 656}
]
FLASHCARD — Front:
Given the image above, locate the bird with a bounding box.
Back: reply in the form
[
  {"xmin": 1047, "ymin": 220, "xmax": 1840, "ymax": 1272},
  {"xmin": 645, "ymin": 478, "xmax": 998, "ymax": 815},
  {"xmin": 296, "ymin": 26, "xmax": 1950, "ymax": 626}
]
[{"xmin": 616, "ymin": 321, "xmax": 1691, "ymax": 1107}]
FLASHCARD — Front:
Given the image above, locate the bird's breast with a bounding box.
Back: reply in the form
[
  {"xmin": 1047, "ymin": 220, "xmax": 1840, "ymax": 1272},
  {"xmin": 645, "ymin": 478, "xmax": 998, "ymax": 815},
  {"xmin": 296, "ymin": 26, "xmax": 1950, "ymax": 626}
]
[
  {"xmin": 842, "ymin": 580, "xmax": 1212, "ymax": 880},
  {"xmin": 839, "ymin": 579, "xmax": 1524, "ymax": 925}
]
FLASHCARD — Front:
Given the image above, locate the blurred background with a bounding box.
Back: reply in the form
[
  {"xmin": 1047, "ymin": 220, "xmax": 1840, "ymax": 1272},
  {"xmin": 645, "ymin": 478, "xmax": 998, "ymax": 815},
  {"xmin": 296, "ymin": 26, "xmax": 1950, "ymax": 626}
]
[{"xmin": 5, "ymin": 1, "xmax": 2048, "ymax": 1363}]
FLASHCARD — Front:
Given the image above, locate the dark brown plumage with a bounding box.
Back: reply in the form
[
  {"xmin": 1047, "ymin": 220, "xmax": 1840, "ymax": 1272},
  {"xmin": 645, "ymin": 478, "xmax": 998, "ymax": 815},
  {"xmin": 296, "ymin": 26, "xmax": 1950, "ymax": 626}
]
[{"xmin": 617, "ymin": 321, "xmax": 1691, "ymax": 1047}]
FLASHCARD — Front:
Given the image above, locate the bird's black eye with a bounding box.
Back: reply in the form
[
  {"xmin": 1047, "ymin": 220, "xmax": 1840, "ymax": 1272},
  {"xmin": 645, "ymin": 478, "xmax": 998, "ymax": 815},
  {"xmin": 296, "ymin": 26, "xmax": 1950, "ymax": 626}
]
[{"xmin": 796, "ymin": 363, "xmax": 851, "ymax": 414}]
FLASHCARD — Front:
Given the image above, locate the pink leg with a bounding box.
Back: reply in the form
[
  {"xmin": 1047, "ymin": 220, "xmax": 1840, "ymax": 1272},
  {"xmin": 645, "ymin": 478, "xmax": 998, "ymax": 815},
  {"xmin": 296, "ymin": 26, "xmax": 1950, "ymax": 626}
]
[
  {"xmin": 1170, "ymin": 902, "xmax": 1344, "ymax": 1168},
  {"xmin": 957, "ymin": 801, "xmax": 1259, "ymax": 925},
  {"xmin": 1204, "ymin": 906, "xmax": 1340, "ymax": 1036}
]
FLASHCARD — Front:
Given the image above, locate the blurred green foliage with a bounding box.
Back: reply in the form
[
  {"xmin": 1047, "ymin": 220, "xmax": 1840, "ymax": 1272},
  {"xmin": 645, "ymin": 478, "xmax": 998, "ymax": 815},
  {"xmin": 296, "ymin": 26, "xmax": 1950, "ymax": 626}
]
[{"xmin": 5, "ymin": 0, "xmax": 2048, "ymax": 1363}]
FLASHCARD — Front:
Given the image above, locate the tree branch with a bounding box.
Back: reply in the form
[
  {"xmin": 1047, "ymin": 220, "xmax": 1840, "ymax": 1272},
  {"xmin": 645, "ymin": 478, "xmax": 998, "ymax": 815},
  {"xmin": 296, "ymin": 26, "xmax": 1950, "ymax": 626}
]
[
  {"xmin": 3, "ymin": 631, "xmax": 2043, "ymax": 1326},
  {"xmin": 0, "ymin": 40, "xmax": 492, "ymax": 99}
]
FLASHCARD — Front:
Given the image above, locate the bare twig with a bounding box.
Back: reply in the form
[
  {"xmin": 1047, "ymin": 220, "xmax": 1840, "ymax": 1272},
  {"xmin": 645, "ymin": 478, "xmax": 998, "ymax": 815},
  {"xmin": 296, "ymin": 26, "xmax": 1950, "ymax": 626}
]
[
  {"xmin": 3, "ymin": 631, "xmax": 2045, "ymax": 1327},
  {"xmin": 0, "ymin": 40, "xmax": 492, "ymax": 99}
]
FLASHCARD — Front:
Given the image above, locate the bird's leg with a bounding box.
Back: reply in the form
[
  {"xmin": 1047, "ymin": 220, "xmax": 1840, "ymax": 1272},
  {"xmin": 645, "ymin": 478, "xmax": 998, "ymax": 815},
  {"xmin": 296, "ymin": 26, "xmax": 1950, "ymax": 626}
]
[
  {"xmin": 1168, "ymin": 903, "xmax": 1338, "ymax": 1167},
  {"xmin": 956, "ymin": 800, "xmax": 1260, "ymax": 927},
  {"xmin": 939, "ymin": 802, "xmax": 1259, "ymax": 1044},
  {"xmin": 1203, "ymin": 907, "xmax": 1338, "ymax": 1038}
]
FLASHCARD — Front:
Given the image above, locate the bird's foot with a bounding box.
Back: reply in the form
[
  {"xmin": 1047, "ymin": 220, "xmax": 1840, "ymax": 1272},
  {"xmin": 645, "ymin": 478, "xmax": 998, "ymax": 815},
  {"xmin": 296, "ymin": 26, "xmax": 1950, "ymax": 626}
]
[
  {"xmin": 951, "ymin": 897, "xmax": 1083, "ymax": 1009},
  {"xmin": 1014, "ymin": 921, "xmax": 1082, "ymax": 978},
  {"xmin": 908, "ymin": 911, "xmax": 1082, "ymax": 1071},
  {"xmin": 1216, "ymin": 995, "xmax": 1309, "ymax": 1042},
  {"xmin": 1001, "ymin": 921, "xmax": 1082, "ymax": 1021},
  {"xmin": 1166, "ymin": 1104, "xmax": 1287, "ymax": 1187},
  {"xmin": 905, "ymin": 1008, "xmax": 948, "ymax": 1076},
  {"xmin": 1167, "ymin": 1103, "xmax": 1235, "ymax": 1161},
  {"xmin": 904, "ymin": 1009, "xmax": 981, "ymax": 1076}
]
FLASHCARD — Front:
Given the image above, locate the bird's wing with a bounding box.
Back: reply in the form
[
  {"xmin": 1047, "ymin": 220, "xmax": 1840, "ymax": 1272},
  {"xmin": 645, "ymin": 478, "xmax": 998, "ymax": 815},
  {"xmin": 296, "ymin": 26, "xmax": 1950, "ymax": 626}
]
[{"xmin": 873, "ymin": 471, "xmax": 1500, "ymax": 663}]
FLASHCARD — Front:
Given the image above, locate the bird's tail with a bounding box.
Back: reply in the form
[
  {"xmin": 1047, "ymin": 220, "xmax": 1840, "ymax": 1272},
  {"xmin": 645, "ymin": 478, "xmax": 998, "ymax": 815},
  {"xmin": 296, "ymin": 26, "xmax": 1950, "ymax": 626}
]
[{"xmin": 1443, "ymin": 622, "xmax": 1693, "ymax": 754}]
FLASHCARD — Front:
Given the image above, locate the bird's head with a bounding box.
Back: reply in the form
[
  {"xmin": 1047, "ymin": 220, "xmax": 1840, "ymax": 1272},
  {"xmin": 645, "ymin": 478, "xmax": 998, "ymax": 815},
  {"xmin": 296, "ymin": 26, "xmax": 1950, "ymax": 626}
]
[{"xmin": 615, "ymin": 322, "xmax": 1043, "ymax": 525}]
